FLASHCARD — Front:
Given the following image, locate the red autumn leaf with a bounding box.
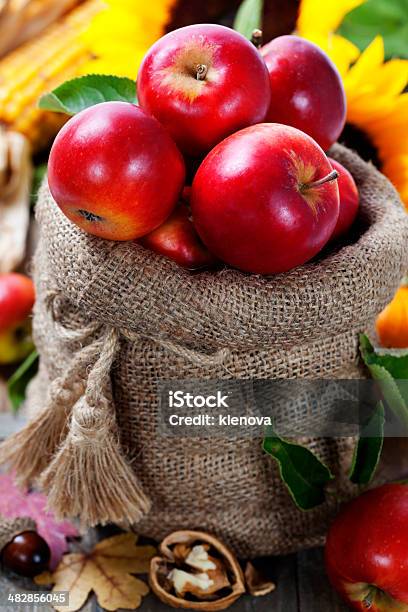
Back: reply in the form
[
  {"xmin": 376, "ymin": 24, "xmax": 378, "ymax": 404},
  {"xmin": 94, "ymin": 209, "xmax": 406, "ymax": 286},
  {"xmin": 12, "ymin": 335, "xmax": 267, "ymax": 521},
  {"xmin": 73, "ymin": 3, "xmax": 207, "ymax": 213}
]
[{"xmin": 0, "ymin": 472, "xmax": 78, "ymax": 568}]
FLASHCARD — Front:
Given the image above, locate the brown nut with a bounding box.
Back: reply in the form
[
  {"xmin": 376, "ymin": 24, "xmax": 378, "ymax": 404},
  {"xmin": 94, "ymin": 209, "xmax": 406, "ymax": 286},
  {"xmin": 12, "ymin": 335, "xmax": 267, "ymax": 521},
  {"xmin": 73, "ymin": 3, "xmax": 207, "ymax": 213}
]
[{"xmin": 149, "ymin": 530, "xmax": 246, "ymax": 610}]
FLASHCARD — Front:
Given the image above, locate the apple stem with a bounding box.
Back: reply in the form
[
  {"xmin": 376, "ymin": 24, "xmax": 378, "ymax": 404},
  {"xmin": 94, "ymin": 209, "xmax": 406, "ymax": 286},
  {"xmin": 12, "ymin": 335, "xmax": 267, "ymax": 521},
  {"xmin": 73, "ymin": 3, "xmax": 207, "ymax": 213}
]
[
  {"xmin": 196, "ymin": 64, "xmax": 208, "ymax": 81},
  {"xmin": 301, "ymin": 169, "xmax": 339, "ymax": 191},
  {"xmin": 251, "ymin": 29, "xmax": 263, "ymax": 48},
  {"xmin": 363, "ymin": 589, "xmax": 374, "ymax": 609}
]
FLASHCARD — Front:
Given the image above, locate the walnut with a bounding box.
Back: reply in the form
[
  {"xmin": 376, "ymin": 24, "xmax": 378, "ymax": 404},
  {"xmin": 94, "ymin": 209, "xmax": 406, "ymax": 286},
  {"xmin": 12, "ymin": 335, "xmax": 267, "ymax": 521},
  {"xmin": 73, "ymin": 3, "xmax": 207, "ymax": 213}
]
[
  {"xmin": 244, "ymin": 561, "xmax": 276, "ymax": 597},
  {"xmin": 149, "ymin": 530, "xmax": 245, "ymax": 610}
]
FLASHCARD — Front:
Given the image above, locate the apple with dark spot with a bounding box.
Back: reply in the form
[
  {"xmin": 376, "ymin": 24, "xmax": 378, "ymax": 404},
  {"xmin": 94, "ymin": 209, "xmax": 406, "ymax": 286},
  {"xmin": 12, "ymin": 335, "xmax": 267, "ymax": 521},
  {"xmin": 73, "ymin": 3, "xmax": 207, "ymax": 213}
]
[
  {"xmin": 48, "ymin": 101, "xmax": 185, "ymax": 241},
  {"xmin": 191, "ymin": 123, "xmax": 340, "ymax": 275}
]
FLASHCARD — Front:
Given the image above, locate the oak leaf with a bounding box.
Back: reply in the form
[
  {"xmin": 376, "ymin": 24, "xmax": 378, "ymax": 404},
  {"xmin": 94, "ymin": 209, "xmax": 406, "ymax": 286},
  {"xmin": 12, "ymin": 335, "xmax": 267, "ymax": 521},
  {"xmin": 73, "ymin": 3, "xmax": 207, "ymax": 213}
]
[{"xmin": 35, "ymin": 533, "xmax": 155, "ymax": 612}]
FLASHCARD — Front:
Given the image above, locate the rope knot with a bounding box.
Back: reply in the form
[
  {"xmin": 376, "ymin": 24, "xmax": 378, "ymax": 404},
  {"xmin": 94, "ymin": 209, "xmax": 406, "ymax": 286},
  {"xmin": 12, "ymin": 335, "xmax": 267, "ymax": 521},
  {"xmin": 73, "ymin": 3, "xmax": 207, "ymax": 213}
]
[{"xmin": 70, "ymin": 397, "xmax": 114, "ymax": 446}]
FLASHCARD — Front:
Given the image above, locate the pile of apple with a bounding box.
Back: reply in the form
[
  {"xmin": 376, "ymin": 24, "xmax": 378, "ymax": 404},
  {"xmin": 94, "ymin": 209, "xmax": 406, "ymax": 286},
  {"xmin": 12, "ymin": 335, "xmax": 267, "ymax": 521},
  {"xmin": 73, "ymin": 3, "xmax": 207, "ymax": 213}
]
[{"xmin": 48, "ymin": 25, "xmax": 360, "ymax": 275}]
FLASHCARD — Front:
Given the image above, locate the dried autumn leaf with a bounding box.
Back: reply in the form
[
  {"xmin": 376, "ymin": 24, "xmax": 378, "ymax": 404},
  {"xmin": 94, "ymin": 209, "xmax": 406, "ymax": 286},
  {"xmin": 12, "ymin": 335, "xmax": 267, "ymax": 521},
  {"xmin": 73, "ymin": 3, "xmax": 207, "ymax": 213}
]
[
  {"xmin": 35, "ymin": 533, "xmax": 155, "ymax": 612},
  {"xmin": 0, "ymin": 472, "xmax": 78, "ymax": 568}
]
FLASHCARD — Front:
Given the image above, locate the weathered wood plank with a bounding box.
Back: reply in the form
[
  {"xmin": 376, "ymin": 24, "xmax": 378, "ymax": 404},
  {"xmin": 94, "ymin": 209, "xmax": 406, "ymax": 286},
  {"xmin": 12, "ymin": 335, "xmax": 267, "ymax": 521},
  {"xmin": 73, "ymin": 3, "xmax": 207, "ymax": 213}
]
[
  {"xmin": 0, "ymin": 421, "xmax": 343, "ymax": 610},
  {"xmin": 1, "ymin": 548, "xmax": 351, "ymax": 611},
  {"xmin": 297, "ymin": 548, "xmax": 348, "ymax": 611}
]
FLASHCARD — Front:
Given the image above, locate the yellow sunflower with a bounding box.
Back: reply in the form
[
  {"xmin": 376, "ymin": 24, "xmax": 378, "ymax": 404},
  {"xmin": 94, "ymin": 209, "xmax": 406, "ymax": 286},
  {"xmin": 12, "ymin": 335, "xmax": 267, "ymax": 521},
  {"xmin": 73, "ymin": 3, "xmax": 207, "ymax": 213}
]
[
  {"xmin": 297, "ymin": 0, "xmax": 408, "ymax": 210},
  {"xmin": 80, "ymin": 0, "xmax": 177, "ymax": 78}
]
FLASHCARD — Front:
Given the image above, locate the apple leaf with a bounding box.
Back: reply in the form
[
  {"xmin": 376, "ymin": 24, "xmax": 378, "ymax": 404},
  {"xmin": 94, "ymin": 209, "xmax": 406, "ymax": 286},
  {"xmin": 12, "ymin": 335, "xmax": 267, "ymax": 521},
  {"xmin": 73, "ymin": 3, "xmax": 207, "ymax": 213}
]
[
  {"xmin": 360, "ymin": 335, "xmax": 408, "ymax": 382},
  {"xmin": 233, "ymin": 0, "xmax": 263, "ymax": 40},
  {"xmin": 7, "ymin": 349, "xmax": 38, "ymax": 412},
  {"xmin": 360, "ymin": 334, "xmax": 408, "ymax": 431},
  {"xmin": 338, "ymin": 0, "xmax": 408, "ymax": 59},
  {"xmin": 263, "ymin": 427, "xmax": 334, "ymax": 510},
  {"xmin": 38, "ymin": 74, "xmax": 137, "ymax": 115},
  {"xmin": 0, "ymin": 472, "xmax": 78, "ymax": 569},
  {"xmin": 349, "ymin": 402, "xmax": 385, "ymax": 485}
]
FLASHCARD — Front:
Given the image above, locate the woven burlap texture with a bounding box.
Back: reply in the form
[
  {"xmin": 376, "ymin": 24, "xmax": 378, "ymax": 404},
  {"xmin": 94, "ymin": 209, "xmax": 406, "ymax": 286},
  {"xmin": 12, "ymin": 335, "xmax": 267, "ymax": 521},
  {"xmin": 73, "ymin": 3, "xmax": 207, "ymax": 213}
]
[{"xmin": 27, "ymin": 144, "xmax": 408, "ymax": 558}]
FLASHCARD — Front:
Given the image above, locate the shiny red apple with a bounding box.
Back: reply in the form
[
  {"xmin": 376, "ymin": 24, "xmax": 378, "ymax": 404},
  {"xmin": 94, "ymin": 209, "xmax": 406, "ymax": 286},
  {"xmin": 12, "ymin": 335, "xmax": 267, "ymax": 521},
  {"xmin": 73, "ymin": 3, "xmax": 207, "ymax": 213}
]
[
  {"xmin": 261, "ymin": 36, "xmax": 346, "ymax": 151},
  {"xmin": 0, "ymin": 273, "xmax": 35, "ymax": 332},
  {"xmin": 326, "ymin": 484, "xmax": 408, "ymax": 611},
  {"xmin": 137, "ymin": 24, "xmax": 271, "ymax": 156},
  {"xmin": 48, "ymin": 101, "xmax": 185, "ymax": 241},
  {"xmin": 328, "ymin": 158, "xmax": 359, "ymax": 240},
  {"xmin": 140, "ymin": 202, "xmax": 217, "ymax": 270},
  {"xmin": 191, "ymin": 123, "xmax": 339, "ymax": 275}
]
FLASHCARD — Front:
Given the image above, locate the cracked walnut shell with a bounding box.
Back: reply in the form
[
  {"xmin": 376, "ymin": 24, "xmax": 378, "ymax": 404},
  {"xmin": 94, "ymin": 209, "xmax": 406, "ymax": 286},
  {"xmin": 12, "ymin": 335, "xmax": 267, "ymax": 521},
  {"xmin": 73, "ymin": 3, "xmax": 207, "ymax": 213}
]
[{"xmin": 149, "ymin": 530, "xmax": 245, "ymax": 610}]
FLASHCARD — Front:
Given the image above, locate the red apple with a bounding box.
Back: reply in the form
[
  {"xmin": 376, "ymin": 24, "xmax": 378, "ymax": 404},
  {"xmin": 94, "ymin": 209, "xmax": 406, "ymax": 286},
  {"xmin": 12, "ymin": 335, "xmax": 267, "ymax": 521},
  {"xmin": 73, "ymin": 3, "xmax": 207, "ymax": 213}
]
[
  {"xmin": 191, "ymin": 123, "xmax": 339, "ymax": 275},
  {"xmin": 328, "ymin": 158, "xmax": 359, "ymax": 240},
  {"xmin": 0, "ymin": 273, "xmax": 35, "ymax": 332},
  {"xmin": 137, "ymin": 24, "xmax": 271, "ymax": 156},
  {"xmin": 0, "ymin": 322, "xmax": 34, "ymax": 365},
  {"xmin": 261, "ymin": 36, "xmax": 346, "ymax": 151},
  {"xmin": 326, "ymin": 484, "xmax": 408, "ymax": 611},
  {"xmin": 140, "ymin": 202, "xmax": 217, "ymax": 270},
  {"xmin": 48, "ymin": 102, "xmax": 185, "ymax": 241}
]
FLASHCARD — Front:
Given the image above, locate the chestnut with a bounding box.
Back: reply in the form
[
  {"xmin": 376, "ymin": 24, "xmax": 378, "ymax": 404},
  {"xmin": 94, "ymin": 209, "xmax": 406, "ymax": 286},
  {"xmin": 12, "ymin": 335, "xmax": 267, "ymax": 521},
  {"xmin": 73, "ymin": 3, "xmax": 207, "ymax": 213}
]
[{"xmin": 2, "ymin": 530, "xmax": 51, "ymax": 578}]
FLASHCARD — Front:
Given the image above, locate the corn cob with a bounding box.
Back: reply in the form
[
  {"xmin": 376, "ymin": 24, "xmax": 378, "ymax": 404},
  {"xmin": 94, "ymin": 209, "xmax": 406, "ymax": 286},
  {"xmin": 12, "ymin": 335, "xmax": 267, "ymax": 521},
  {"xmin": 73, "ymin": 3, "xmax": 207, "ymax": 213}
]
[
  {"xmin": 0, "ymin": 0, "xmax": 82, "ymax": 58},
  {"xmin": 0, "ymin": 0, "xmax": 104, "ymax": 151}
]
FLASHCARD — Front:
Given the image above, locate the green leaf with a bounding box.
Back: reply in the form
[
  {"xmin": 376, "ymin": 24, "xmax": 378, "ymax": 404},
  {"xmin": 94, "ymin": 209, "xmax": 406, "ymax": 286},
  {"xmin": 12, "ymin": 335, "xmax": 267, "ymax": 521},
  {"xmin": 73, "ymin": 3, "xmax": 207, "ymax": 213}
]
[
  {"xmin": 233, "ymin": 0, "xmax": 263, "ymax": 40},
  {"xmin": 7, "ymin": 350, "xmax": 39, "ymax": 412},
  {"xmin": 38, "ymin": 75, "xmax": 137, "ymax": 115},
  {"xmin": 263, "ymin": 426, "xmax": 334, "ymax": 510},
  {"xmin": 350, "ymin": 402, "xmax": 385, "ymax": 485},
  {"xmin": 360, "ymin": 334, "xmax": 408, "ymax": 431},
  {"xmin": 360, "ymin": 333, "xmax": 408, "ymax": 388},
  {"xmin": 338, "ymin": 0, "xmax": 408, "ymax": 59}
]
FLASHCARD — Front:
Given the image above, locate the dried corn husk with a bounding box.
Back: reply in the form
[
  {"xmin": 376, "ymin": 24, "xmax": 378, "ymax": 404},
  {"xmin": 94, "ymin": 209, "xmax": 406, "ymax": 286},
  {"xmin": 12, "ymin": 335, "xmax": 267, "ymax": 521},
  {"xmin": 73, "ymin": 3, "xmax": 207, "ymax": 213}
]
[
  {"xmin": 0, "ymin": 0, "xmax": 103, "ymax": 151},
  {"xmin": 0, "ymin": 129, "xmax": 32, "ymax": 273},
  {"xmin": 0, "ymin": 0, "xmax": 81, "ymax": 57}
]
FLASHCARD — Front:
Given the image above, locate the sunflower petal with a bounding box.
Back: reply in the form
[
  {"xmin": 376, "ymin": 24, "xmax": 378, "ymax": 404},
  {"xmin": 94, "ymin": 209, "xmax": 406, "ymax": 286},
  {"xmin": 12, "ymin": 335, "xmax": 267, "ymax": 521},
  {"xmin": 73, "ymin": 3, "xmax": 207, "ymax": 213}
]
[
  {"xmin": 345, "ymin": 36, "xmax": 384, "ymax": 90},
  {"xmin": 366, "ymin": 59, "xmax": 408, "ymax": 97},
  {"xmin": 297, "ymin": 0, "xmax": 365, "ymax": 37},
  {"xmin": 325, "ymin": 34, "xmax": 361, "ymax": 77}
]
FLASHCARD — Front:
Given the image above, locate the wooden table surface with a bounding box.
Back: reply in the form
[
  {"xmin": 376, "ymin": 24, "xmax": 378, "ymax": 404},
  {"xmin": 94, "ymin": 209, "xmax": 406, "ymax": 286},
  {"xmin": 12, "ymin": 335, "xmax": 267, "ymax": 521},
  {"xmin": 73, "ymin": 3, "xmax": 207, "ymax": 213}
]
[
  {"xmin": 0, "ymin": 409, "xmax": 349, "ymax": 611},
  {"xmin": 0, "ymin": 546, "xmax": 348, "ymax": 611}
]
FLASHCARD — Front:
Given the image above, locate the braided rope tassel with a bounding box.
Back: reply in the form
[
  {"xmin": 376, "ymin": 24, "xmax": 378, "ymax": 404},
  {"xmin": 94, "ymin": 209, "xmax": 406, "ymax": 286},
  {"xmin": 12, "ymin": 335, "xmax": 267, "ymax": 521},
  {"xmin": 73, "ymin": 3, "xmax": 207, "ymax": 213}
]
[
  {"xmin": 0, "ymin": 340, "xmax": 98, "ymax": 488},
  {"xmin": 40, "ymin": 327, "xmax": 151, "ymax": 527}
]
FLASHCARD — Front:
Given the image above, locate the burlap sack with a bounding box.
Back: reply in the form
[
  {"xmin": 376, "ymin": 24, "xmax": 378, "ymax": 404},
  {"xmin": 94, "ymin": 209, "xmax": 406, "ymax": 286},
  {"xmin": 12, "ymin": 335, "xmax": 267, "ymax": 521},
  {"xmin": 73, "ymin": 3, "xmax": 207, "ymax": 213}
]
[{"xmin": 2, "ymin": 144, "xmax": 408, "ymax": 558}]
